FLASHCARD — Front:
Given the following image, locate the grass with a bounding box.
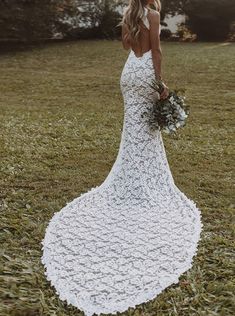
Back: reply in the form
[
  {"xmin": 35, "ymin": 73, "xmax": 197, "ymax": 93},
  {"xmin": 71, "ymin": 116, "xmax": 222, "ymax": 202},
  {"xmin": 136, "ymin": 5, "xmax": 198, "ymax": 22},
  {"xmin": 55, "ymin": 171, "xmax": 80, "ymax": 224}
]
[{"xmin": 0, "ymin": 39, "xmax": 234, "ymax": 316}]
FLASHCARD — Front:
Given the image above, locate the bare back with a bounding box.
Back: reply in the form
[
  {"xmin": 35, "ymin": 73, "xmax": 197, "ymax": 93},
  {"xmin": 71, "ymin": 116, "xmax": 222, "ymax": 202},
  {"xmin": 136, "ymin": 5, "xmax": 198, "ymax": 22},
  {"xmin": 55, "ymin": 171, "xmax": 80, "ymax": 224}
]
[
  {"xmin": 122, "ymin": 7, "xmax": 163, "ymax": 81},
  {"xmin": 129, "ymin": 9, "xmax": 152, "ymax": 58},
  {"xmin": 130, "ymin": 25, "xmax": 151, "ymax": 57}
]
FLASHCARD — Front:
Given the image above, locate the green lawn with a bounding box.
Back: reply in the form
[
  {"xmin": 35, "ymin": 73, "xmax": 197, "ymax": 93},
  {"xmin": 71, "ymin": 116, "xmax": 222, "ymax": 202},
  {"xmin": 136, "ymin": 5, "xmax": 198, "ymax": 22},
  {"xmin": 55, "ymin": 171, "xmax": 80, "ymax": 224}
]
[{"xmin": 0, "ymin": 40, "xmax": 234, "ymax": 316}]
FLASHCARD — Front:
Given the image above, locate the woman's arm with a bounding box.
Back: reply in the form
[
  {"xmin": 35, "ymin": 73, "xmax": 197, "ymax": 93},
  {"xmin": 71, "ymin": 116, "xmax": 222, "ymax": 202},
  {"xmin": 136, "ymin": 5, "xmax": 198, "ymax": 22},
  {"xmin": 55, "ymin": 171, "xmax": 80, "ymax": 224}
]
[
  {"xmin": 149, "ymin": 11, "xmax": 169, "ymax": 99},
  {"xmin": 122, "ymin": 23, "xmax": 131, "ymax": 50},
  {"xmin": 148, "ymin": 10, "xmax": 162, "ymax": 79}
]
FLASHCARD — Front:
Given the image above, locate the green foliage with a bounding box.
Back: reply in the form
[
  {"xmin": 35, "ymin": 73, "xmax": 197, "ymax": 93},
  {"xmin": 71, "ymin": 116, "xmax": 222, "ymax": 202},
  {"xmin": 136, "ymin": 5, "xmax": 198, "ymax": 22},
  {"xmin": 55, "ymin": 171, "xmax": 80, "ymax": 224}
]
[
  {"xmin": 68, "ymin": 0, "xmax": 123, "ymax": 39},
  {"xmin": 0, "ymin": 0, "xmax": 78, "ymax": 42},
  {"xmin": 160, "ymin": 28, "xmax": 173, "ymax": 40},
  {"xmin": 162, "ymin": 0, "xmax": 235, "ymax": 41},
  {"xmin": 162, "ymin": 0, "xmax": 187, "ymax": 16},
  {"xmin": 183, "ymin": 0, "xmax": 235, "ymax": 41},
  {"xmin": 96, "ymin": 0, "xmax": 122, "ymax": 39}
]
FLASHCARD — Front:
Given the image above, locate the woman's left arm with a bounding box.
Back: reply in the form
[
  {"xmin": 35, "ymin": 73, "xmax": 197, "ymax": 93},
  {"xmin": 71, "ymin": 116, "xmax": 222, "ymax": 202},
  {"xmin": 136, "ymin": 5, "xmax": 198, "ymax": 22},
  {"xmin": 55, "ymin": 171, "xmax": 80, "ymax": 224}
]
[{"xmin": 122, "ymin": 23, "xmax": 131, "ymax": 50}]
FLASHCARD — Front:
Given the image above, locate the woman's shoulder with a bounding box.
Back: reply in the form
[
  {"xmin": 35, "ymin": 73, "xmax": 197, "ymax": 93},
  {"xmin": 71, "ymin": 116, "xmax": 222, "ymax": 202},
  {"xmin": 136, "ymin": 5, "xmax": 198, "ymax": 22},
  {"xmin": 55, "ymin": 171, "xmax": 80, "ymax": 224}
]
[
  {"xmin": 147, "ymin": 8, "xmax": 160, "ymax": 16},
  {"xmin": 146, "ymin": 8, "xmax": 160, "ymax": 23}
]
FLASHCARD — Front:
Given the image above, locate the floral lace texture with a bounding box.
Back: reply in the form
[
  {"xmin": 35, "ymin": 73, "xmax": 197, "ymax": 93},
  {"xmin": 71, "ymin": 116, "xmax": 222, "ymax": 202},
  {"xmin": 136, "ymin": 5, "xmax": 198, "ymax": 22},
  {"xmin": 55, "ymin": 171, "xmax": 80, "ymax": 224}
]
[{"xmin": 41, "ymin": 49, "xmax": 203, "ymax": 316}]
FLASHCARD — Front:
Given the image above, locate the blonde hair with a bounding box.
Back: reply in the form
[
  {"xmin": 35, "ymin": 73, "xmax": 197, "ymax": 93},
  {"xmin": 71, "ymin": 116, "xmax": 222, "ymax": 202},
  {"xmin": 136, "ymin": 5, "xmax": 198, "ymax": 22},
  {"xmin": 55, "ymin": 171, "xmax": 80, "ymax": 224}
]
[{"xmin": 118, "ymin": 0, "xmax": 161, "ymax": 44}]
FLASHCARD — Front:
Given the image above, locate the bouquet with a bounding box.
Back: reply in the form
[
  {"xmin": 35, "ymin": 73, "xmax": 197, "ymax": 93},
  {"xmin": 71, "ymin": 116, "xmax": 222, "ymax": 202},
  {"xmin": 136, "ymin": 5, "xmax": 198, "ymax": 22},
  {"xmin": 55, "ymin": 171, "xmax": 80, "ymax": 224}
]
[{"xmin": 141, "ymin": 79, "xmax": 190, "ymax": 134}]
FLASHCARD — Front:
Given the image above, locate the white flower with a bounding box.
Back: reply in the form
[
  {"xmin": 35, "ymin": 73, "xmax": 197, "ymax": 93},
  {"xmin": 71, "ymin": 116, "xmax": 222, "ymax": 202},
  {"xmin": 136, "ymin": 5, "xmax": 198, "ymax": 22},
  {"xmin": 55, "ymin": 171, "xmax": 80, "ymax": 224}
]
[
  {"xmin": 176, "ymin": 122, "xmax": 181, "ymax": 128},
  {"xmin": 169, "ymin": 96, "xmax": 174, "ymax": 103}
]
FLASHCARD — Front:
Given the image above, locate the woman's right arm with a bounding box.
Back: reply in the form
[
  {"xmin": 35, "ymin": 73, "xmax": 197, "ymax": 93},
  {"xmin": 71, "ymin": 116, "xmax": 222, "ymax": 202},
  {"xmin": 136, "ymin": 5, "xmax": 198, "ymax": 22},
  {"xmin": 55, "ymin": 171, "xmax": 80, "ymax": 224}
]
[
  {"xmin": 149, "ymin": 11, "xmax": 169, "ymax": 99},
  {"xmin": 149, "ymin": 10, "xmax": 162, "ymax": 80}
]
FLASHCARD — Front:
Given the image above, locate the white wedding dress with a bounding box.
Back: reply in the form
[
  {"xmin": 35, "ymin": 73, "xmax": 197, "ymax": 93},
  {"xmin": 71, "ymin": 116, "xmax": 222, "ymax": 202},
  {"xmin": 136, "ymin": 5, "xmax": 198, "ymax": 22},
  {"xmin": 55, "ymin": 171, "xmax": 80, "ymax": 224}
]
[{"xmin": 41, "ymin": 8, "xmax": 203, "ymax": 316}]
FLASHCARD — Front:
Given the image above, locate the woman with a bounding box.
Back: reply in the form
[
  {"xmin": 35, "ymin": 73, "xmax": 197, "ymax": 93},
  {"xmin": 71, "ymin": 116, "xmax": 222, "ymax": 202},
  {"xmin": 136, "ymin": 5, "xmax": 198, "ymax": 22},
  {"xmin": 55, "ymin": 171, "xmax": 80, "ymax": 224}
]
[
  {"xmin": 121, "ymin": 0, "xmax": 169, "ymax": 100},
  {"xmin": 41, "ymin": 1, "xmax": 203, "ymax": 315}
]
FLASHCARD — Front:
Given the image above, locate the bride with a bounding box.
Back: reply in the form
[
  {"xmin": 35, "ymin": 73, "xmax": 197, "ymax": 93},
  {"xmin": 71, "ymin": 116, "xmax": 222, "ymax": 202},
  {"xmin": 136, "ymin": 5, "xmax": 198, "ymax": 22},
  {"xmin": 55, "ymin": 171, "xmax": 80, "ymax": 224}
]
[{"xmin": 41, "ymin": 0, "xmax": 203, "ymax": 315}]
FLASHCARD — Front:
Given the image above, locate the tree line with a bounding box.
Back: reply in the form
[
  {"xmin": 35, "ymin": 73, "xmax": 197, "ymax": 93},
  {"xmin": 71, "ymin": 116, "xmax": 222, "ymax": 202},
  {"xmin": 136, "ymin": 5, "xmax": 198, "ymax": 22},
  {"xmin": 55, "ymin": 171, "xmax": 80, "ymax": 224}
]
[{"xmin": 0, "ymin": 0, "xmax": 234, "ymax": 42}]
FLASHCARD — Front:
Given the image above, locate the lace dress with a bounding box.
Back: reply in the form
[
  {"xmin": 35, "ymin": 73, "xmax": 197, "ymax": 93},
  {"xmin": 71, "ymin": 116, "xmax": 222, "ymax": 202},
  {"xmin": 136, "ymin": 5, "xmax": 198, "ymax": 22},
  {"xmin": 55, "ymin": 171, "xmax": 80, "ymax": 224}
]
[{"xmin": 41, "ymin": 7, "xmax": 203, "ymax": 316}]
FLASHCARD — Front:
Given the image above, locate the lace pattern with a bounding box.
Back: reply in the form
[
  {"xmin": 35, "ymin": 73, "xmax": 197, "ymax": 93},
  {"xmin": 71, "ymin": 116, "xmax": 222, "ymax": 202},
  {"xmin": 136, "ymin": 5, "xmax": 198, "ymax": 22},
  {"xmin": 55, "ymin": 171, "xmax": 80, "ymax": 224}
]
[{"xmin": 41, "ymin": 48, "xmax": 203, "ymax": 316}]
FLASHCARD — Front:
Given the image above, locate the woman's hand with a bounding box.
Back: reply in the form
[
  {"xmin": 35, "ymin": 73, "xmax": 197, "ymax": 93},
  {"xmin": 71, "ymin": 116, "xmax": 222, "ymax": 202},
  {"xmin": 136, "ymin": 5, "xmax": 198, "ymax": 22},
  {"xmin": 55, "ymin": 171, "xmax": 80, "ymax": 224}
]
[{"xmin": 160, "ymin": 81, "xmax": 169, "ymax": 100}]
